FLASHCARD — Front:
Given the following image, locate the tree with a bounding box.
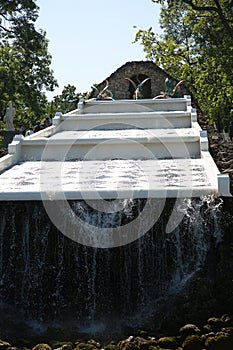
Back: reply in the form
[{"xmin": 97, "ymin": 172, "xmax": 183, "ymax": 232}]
[
  {"xmin": 47, "ymin": 85, "xmax": 81, "ymax": 116},
  {"xmin": 0, "ymin": 0, "xmax": 58, "ymax": 129},
  {"xmin": 135, "ymin": 0, "xmax": 233, "ymax": 129}
]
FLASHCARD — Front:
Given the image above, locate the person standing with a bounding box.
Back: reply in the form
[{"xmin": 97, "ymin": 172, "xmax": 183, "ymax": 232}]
[
  {"xmin": 19, "ymin": 125, "xmax": 24, "ymax": 135},
  {"xmin": 25, "ymin": 128, "xmax": 34, "ymax": 136}
]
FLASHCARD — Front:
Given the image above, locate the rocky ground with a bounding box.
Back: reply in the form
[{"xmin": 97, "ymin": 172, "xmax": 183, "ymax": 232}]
[{"xmin": 1, "ymin": 314, "xmax": 233, "ymax": 350}]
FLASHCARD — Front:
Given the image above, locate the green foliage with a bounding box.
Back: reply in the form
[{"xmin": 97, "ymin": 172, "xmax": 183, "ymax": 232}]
[
  {"xmin": 46, "ymin": 84, "xmax": 81, "ymax": 115},
  {"xmin": 0, "ymin": 0, "xmax": 58, "ymax": 129},
  {"xmin": 134, "ymin": 0, "xmax": 233, "ymax": 130}
]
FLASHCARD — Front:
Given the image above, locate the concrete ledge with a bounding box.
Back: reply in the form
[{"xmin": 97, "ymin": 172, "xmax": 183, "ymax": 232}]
[
  {"xmin": 8, "ymin": 134, "xmax": 23, "ymax": 161},
  {"xmin": 22, "ymin": 128, "xmax": 200, "ymax": 144},
  {"xmin": 0, "ymin": 154, "xmax": 17, "ymax": 174},
  {"xmin": 0, "ymin": 187, "xmax": 219, "ymax": 201},
  {"xmin": 217, "ymin": 173, "xmax": 232, "ymax": 197},
  {"xmin": 20, "ymin": 129, "xmax": 201, "ymax": 161},
  {"xmin": 25, "ymin": 125, "xmax": 57, "ymax": 139},
  {"xmin": 61, "ymin": 111, "xmax": 192, "ymax": 130},
  {"xmin": 77, "ymin": 98, "xmax": 188, "ymax": 114}
]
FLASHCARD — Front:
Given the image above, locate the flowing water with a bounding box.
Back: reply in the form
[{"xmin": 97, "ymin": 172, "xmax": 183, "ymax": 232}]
[{"xmin": 0, "ymin": 195, "xmax": 223, "ymax": 334}]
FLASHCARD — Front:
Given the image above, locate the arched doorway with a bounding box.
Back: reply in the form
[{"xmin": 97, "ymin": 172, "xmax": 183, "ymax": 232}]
[{"xmin": 127, "ymin": 74, "xmax": 151, "ymax": 99}]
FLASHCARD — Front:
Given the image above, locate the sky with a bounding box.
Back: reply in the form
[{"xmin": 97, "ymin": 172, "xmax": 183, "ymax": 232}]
[{"xmin": 36, "ymin": 0, "xmax": 162, "ymax": 100}]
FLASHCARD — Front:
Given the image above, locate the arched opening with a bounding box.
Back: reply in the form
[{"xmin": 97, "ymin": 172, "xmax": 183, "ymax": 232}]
[{"xmin": 127, "ymin": 74, "xmax": 151, "ymax": 99}]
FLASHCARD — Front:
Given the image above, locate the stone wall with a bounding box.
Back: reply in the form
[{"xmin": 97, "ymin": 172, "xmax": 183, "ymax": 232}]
[{"xmin": 89, "ymin": 60, "xmax": 188, "ymax": 100}]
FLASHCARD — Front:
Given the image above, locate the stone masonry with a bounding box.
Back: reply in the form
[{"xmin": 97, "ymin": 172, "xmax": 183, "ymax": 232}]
[{"xmin": 89, "ymin": 60, "xmax": 188, "ymax": 100}]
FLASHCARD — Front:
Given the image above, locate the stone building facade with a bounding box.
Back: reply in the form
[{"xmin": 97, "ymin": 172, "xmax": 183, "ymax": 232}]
[{"xmin": 89, "ymin": 60, "xmax": 187, "ymax": 100}]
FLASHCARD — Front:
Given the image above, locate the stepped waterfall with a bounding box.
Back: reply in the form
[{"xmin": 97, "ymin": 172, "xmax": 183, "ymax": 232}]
[
  {"xmin": 0, "ymin": 97, "xmax": 232, "ymax": 340},
  {"xmin": 0, "ymin": 195, "xmax": 224, "ymax": 336}
]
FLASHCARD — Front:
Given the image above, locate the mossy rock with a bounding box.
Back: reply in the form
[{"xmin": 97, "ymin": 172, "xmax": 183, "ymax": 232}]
[
  {"xmin": 182, "ymin": 335, "xmax": 203, "ymax": 350},
  {"xmin": 222, "ymin": 326, "xmax": 233, "ymax": 338},
  {"xmin": 205, "ymin": 333, "xmax": 233, "ymax": 350},
  {"xmin": 32, "ymin": 344, "xmax": 52, "ymax": 350},
  {"xmin": 139, "ymin": 339, "xmax": 159, "ymax": 350},
  {"xmin": 178, "ymin": 324, "xmax": 200, "ymax": 340},
  {"xmin": 156, "ymin": 336, "xmax": 178, "ymax": 349},
  {"xmin": 75, "ymin": 343, "xmax": 98, "ymax": 350},
  {"xmin": 52, "ymin": 342, "xmax": 74, "ymax": 350},
  {"xmin": 103, "ymin": 345, "xmax": 118, "ymax": 350},
  {"xmin": 0, "ymin": 339, "xmax": 11, "ymax": 349},
  {"xmin": 52, "ymin": 342, "xmax": 74, "ymax": 346},
  {"xmin": 206, "ymin": 317, "xmax": 224, "ymax": 332},
  {"xmin": 118, "ymin": 340, "xmax": 140, "ymax": 350}
]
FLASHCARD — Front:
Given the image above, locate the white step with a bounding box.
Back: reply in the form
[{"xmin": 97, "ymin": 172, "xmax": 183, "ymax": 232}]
[
  {"xmin": 61, "ymin": 111, "xmax": 192, "ymax": 131},
  {"xmin": 20, "ymin": 128, "xmax": 201, "ymax": 161}
]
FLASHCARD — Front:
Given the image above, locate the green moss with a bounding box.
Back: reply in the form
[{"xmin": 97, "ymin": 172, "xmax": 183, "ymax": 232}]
[
  {"xmin": 182, "ymin": 335, "xmax": 203, "ymax": 350},
  {"xmin": 146, "ymin": 339, "xmax": 159, "ymax": 348},
  {"xmin": 205, "ymin": 333, "xmax": 232, "ymax": 350},
  {"xmin": 103, "ymin": 345, "xmax": 118, "ymax": 350},
  {"xmin": 74, "ymin": 343, "xmax": 98, "ymax": 350},
  {"xmin": 178, "ymin": 324, "xmax": 200, "ymax": 339},
  {"xmin": 118, "ymin": 340, "xmax": 140, "ymax": 350},
  {"xmin": 223, "ymin": 326, "xmax": 233, "ymax": 338},
  {"xmin": 32, "ymin": 344, "xmax": 52, "ymax": 350},
  {"xmin": 51, "ymin": 342, "xmax": 74, "ymax": 350},
  {"xmin": 156, "ymin": 336, "xmax": 178, "ymax": 349},
  {"xmin": 207, "ymin": 317, "xmax": 224, "ymax": 332}
]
